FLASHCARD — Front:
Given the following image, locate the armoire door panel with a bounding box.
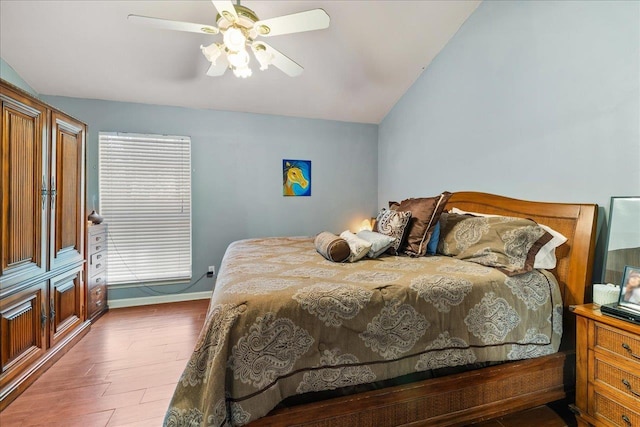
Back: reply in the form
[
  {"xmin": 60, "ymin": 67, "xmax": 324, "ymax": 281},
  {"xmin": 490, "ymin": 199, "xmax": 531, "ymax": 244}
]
[
  {"xmin": 49, "ymin": 266, "xmax": 83, "ymax": 348},
  {"xmin": 58, "ymin": 132, "xmax": 79, "ymax": 249},
  {"xmin": 49, "ymin": 111, "xmax": 85, "ymax": 271},
  {"xmin": 0, "ymin": 88, "xmax": 48, "ymax": 291},
  {"xmin": 0, "ymin": 281, "xmax": 47, "ymax": 382}
]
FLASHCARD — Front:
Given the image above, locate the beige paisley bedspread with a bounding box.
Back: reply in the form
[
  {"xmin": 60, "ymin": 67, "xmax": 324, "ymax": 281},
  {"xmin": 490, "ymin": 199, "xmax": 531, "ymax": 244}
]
[{"xmin": 164, "ymin": 236, "xmax": 563, "ymax": 426}]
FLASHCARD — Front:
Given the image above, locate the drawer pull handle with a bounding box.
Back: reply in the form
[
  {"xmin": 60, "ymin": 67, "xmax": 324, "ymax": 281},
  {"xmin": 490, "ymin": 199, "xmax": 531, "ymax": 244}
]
[
  {"xmin": 622, "ymin": 379, "xmax": 640, "ymax": 397},
  {"xmin": 95, "ymin": 245, "xmax": 102, "ymax": 251},
  {"xmin": 96, "ymin": 264, "xmax": 102, "ymax": 269},
  {"xmin": 622, "ymin": 414, "xmax": 631, "ymax": 426},
  {"xmin": 96, "ymin": 278, "xmax": 102, "ymax": 283},
  {"xmin": 96, "ymin": 254, "xmax": 102, "ymax": 260},
  {"xmin": 622, "ymin": 342, "xmax": 640, "ymax": 360},
  {"xmin": 96, "ymin": 287, "xmax": 102, "ymax": 294}
]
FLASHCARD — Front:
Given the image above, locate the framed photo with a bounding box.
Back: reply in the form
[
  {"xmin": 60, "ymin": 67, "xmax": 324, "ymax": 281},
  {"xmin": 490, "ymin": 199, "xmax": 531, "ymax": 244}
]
[
  {"xmin": 283, "ymin": 159, "xmax": 311, "ymax": 197},
  {"xmin": 619, "ymin": 265, "xmax": 640, "ymax": 311}
]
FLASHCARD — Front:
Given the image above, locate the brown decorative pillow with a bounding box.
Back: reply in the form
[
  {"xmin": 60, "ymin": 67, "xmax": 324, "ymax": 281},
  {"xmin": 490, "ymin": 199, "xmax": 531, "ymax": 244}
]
[
  {"xmin": 437, "ymin": 212, "xmax": 553, "ymax": 276},
  {"xmin": 375, "ymin": 209, "xmax": 412, "ymax": 255},
  {"xmin": 389, "ymin": 191, "xmax": 452, "ymax": 257},
  {"xmin": 314, "ymin": 232, "xmax": 350, "ymax": 262}
]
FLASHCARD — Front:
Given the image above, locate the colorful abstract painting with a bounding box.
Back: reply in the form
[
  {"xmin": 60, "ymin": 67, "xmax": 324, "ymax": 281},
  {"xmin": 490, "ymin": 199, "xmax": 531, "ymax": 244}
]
[{"xmin": 283, "ymin": 159, "xmax": 311, "ymax": 196}]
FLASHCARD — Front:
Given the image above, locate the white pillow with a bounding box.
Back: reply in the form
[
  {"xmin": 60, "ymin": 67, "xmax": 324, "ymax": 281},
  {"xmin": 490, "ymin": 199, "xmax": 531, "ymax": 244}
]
[
  {"xmin": 535, "ymin": 224, "xmax": 567, "ymax": 269},
  {"xmin": 449, "ymin": 207, "xmax": 567, "ymax": 269},
  {"xmin": 356, "ymin": 230, "xmax": 396, "ymax": 258},
  {"xmin": 339, "ymin": 231, "xmax": 373, "ymax": 262}
]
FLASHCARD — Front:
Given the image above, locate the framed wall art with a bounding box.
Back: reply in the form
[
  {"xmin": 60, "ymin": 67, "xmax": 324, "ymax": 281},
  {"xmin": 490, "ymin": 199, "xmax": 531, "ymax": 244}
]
[{"xmin": 283, "ymin": 159, "xmax": 311, "ymax": 197}]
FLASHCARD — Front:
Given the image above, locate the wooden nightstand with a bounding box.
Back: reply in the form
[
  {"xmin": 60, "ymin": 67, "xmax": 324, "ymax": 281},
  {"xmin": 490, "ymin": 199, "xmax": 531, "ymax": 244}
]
[{"xmin": 571, "ymin": 304, "xmax": 640, "ymax": 427}]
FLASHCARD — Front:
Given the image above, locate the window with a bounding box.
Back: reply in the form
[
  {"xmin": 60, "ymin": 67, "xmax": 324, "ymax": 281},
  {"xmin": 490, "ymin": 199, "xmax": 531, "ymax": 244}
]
[{"xmin": 99, "ymin": 132, "xmax": 191, "ymax": 285}]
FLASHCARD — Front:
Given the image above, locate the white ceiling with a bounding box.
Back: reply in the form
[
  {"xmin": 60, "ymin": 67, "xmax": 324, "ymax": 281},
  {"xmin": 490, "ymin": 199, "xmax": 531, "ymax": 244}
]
[{"xmin": 0, "ymin": 0, "xmax": 480, "ymax": 124}]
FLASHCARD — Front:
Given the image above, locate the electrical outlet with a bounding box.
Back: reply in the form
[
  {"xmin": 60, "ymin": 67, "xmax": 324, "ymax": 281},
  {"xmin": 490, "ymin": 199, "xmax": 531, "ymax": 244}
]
[{"xmin": 207, "ymin": 265, "xmax": 215, "ymax": 277}]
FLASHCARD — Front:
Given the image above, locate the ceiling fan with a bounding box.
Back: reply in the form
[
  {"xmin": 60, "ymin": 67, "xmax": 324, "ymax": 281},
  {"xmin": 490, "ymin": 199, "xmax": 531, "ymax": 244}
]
[{"xmin": 128, "ymin": 0, "xmax": 330, "ymax": 78}]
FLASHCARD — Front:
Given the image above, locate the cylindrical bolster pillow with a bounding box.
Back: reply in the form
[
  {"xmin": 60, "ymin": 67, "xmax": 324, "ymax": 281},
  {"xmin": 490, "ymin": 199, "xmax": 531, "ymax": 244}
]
[{"xmin": 314, "ymin": 232, "xmax": 350, "ymax": 262}]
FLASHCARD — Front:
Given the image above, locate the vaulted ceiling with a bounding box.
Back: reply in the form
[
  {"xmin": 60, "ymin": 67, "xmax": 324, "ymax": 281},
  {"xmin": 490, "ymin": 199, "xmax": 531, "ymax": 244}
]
[{"xmin": 0, "ymin": 1, "xmax": 480, "ymax": 124}]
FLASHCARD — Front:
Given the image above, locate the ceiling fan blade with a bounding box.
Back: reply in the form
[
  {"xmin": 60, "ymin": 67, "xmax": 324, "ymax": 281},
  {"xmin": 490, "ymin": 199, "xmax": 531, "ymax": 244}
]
[
  {"xmin": 211, "ymin": 0, "xmax": 238, "ymax": 23},
  {"xmin": 206, "ymin": 56, "xmax": 229, "ymax": 77},
  {"xmin": 128, "ymin": 14, "xmax": 219, "ymax": 34},
  {"xmin": 255, "ymin": 9, "xmax": 330, "ymax": 37},
  {"xmin": 254, "ymin": 42, "xmax": 303, "ymax": 77}
]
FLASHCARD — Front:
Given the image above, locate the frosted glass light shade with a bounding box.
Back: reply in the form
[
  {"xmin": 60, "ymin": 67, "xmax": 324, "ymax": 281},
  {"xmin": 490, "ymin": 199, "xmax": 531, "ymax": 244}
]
[
  {"xmin": 200, "ymin": 42, "xmax": 222, "ymax": 63},
  {"xmin": 253, "ymin": 46, "xmax": 274, "ymax": 71},
  {"xmin": 223, "ymin": 27, "xmax": 246, "ymax": 51},
  {"xmin": 233, "ymin": 66, "xmax": 252, "ymax": 78},
  {"xmin": 227, "ymin": 49, "xmax": 250, "ymax": 68}
]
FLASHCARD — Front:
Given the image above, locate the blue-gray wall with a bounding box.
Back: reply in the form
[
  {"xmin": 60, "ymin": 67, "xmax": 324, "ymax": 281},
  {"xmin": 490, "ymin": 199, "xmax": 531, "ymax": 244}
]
[
  {"xmin": 37, "ymin": 97, "xmax": 379, "ymax": 300},
  {"xmin": 378, "ymin": 0, "xmax": 639, "ymax": 280},
  {"xmin": 380, "ymin": 0, "xmax": 639, "ymax": 208},
  {"xmin": 1, "ymin": 58, "xmax": 38, "ymax": 96}
]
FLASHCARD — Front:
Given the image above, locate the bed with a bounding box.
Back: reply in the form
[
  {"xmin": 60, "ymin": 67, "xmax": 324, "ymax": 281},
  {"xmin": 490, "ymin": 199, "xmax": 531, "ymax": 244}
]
[{"xmin": 164, "ymin": 191, "xmax": 597, "ymax": 427}]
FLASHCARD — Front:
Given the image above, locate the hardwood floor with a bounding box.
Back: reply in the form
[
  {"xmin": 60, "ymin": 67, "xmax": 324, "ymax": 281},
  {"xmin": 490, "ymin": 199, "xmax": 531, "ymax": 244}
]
[
  {"xmin": 0, "ymin": 300, "xmax": 576, "ymax": 427},
  {"xmin": 0, "ymin": 300, "xmax": 209, "ymax": 427}
]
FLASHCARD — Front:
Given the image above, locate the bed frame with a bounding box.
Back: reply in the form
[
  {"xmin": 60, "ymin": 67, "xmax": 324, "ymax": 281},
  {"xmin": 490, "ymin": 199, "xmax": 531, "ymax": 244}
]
[{"xmin": 250, "ymin": 191, "xmax": 598, "ymax": 427}]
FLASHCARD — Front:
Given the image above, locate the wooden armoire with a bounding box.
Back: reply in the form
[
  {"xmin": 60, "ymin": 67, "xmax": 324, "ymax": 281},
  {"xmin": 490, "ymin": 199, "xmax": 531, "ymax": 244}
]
[{"xmin": 0, "ymin": 79, "xmax": 89, "ymax": 410}]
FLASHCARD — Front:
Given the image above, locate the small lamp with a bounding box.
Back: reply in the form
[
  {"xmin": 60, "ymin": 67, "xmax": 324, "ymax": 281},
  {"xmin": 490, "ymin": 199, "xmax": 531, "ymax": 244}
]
[{"xmin": 358, "ymin": 218, "xmax": 374, "ymax": 232}]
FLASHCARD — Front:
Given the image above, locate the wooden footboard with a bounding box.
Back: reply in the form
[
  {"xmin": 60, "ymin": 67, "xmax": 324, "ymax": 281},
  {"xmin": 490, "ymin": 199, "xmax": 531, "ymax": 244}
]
[
  {"xmin": 248, "ymin": 192, "xmax": 597, "ymax": 427},
  {"xmin": 256, "ymin": 351, "xmax": 572, "ymax": 427}
]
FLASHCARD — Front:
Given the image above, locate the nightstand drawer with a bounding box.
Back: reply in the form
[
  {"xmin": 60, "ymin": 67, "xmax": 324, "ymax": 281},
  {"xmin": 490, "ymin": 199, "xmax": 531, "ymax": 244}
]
[
  {"xmin": 88, "ymin": 230, "xmax": 107, "ymax": 252},
  {"xmin": 593, "ymin": 353, "xmax": 640, "ymax": 401},
  {"xmin": 89, "ymin": 271, "xmax": 106, "ymax": 288},
  {"xmin": 90, "ymin": 251, "xmax": 107, "ymax": 274},
  {"xmin": 88, "ymin": 284, "xmax": 106, "ymax": 315},
  {"xmin": 595, "ymin": 322, "xmax": 640, "ymax": 365},
  {"xmin": 593, "ymin": 389, "xmax": 640, "ymax": 427}
]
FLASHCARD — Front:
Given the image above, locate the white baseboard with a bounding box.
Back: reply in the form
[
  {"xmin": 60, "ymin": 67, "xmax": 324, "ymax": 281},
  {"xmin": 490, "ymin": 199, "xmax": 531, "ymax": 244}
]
[{"xmin": 107, "ymin": 291, "xmax": 212, "ymax": 309}]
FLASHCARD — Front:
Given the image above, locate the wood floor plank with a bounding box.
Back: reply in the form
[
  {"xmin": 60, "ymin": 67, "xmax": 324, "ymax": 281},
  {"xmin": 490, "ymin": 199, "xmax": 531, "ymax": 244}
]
[
  {"xmin": 105, "ymin": 398, "xmax": 172, "ymax": 426},
  {"xmin": 141, "ymin": 383, "xmax": 179, "ymax": 404},
  {"xmin": 111, "ymin": 416, "xmax": 165, "ymax": 427}
]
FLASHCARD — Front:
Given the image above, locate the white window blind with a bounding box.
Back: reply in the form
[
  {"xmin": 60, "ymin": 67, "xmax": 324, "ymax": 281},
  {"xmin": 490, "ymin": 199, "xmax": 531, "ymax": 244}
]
[{"xmin": 99, "ymin": 132, "xmax": 192, "ymax": 285}]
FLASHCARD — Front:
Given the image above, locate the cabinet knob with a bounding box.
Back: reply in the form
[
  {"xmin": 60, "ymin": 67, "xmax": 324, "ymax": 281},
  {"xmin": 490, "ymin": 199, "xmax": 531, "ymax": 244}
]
[
  {"xmin": 95, "ymin": 245, "xmax": 102, "ymax": 251},
  {"xmin": 95, "ymin": 236, "xmax": 102, "ymax": 242},
  {"xmin": 96, "ymin": 277, "xmax": 102, "ymax": 283},
  {"xmin": 96, "ymin": 254, "xmax": 102, "ymax": 260},
  {"xmin": 96, "ymin": 264, "xmax": 102, "ymax": 269},
  {"xmin": 622, "ymin": 379, "xmax": 640, "ymax": 397},
  {"xmin": 622, "ymin": 342, "xmax": 640, "ymax": 360}
]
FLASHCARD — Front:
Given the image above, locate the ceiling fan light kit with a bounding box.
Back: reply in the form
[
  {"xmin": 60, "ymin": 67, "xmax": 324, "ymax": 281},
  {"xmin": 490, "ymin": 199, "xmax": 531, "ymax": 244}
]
[{"xmin": 129, "ymin": 0, "xmax": 330, "ymax": 79}]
